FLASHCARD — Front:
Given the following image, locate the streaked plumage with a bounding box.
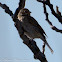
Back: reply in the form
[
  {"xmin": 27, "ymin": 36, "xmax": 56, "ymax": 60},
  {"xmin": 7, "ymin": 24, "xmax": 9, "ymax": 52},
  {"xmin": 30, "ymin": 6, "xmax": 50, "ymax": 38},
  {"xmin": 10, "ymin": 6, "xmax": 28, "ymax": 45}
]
[{"xmin": 18, "ymin": 8, "xmax": 53, "ymax": 53}]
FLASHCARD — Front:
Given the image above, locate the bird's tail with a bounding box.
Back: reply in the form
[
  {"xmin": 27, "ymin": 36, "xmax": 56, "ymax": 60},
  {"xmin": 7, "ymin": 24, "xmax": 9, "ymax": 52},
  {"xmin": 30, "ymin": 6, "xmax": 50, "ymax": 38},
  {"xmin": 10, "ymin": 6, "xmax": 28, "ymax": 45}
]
[{"xmin": 45, "ymin": 40, "xmax": 53, "ymax": 53}]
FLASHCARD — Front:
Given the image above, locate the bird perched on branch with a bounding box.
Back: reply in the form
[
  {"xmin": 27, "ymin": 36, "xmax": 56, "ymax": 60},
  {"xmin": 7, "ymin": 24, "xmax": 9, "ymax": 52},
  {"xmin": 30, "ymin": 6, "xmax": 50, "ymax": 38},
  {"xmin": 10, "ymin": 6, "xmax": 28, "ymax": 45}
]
[{"xmin": 17, "ymin": 8, "xmax": 53, "ymax": 53}]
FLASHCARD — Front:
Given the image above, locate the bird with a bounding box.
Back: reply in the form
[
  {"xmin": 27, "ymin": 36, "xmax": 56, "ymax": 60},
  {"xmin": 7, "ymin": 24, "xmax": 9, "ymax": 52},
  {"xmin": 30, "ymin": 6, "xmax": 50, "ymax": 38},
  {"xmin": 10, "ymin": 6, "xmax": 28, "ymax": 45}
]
[{"xmin": 17, "ymin": 8, "xmax": 53, "ymax": 53}]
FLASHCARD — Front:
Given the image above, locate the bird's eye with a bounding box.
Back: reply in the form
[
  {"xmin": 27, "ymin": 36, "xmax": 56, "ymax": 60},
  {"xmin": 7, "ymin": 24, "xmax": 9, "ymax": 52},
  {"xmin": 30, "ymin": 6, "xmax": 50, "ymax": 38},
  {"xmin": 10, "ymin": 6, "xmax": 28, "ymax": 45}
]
[{"xmin": 24, "ymin": 11, "xmax": 26, "ymax": 13}]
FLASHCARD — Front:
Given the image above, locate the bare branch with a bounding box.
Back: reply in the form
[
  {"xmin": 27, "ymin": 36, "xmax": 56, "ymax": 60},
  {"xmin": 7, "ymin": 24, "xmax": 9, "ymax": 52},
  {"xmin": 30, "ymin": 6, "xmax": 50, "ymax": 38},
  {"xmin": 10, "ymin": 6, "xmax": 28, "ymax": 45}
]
[
  {"xmin": 42, "ymin": 43, "xmax": 45, "ymax": 54},
  {"xmin": 42, "ymin": 1, "xmax": 62, "ymax": 33},
  {"xmin": 19, "ymin": 0, "xmax": 25, "ymax": 9},
  {"xmin": 0, "ymin": 2, "xmax": 13, "ymax": 16},
  {"xmin": 37, "ymin": 0, "xmax": 62, "ymax": 24},
  {"xmin": 56, "ymin": 6, "xmax": 61, "ymax": 16},
  {"xmin": 13, "ymin": 0, "xmax": 26, "ymax": 22}
]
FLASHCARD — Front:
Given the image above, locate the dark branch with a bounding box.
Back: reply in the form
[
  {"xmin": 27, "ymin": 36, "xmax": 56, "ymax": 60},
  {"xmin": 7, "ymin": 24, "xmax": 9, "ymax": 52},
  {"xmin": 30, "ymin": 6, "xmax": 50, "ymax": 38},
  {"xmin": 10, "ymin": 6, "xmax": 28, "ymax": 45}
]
[
  {"xmin": 42, "ymin": 1, "xmax": 62, "ymax": 33},
  {"xmin": 56, "ymin": 6, "xmax": 61, "ymax": 16},
  {"xmin": 0, "ymin": 3, "xmax": 13, "ymax": 16},
  {"xmin": 37, "ymin": 0, "xmax": 62, "ymax": 24},
  {"xmin": 19, "ymin": 0, "xmax": 25, "ymax": 9},
  {"xmin": 13, "ymin": 0, "xmax": 26, "ymax": 22},
  {"xmin": 42, "ymin": 43, "xmax": 45, "ymax": 54}
]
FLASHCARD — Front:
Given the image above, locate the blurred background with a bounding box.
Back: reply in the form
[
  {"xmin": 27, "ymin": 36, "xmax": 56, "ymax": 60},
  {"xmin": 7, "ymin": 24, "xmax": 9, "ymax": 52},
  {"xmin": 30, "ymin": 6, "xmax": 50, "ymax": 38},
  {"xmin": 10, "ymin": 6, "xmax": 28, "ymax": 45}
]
[{"xmin": 0, "ymin": 0, "xmax": 62, "ymax": 62}]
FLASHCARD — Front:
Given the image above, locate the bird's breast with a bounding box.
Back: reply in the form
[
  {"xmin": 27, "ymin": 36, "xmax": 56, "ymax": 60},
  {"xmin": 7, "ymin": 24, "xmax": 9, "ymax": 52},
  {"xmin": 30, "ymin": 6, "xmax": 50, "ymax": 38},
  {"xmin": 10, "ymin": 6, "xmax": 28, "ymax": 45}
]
[{"xmin": 22, "ymin": 22, "xmax": 41, "ymax": 39}]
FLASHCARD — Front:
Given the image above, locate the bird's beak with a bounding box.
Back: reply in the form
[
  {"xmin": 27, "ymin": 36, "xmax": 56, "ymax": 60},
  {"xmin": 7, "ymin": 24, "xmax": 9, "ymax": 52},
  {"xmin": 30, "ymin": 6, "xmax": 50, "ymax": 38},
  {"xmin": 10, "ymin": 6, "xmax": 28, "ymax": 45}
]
[{"xmin": 29, "ymin": 11, "xmax": 31, "ymax": 13}]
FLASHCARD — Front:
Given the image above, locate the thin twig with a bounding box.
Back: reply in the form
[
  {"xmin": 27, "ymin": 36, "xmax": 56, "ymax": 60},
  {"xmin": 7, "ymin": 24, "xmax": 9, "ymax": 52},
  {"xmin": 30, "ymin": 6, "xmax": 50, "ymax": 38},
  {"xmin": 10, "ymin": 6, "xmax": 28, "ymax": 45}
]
[
  {"xmin": 0, "ymin": 3, "xmax": 13, "ymax": 16},
  {"xmin": 37, "ymin": 0, "xmax": 62, "ymax": 24},
  {"xmin": 37, "ymin": 0, "xmax": 62, "ymax": 33}
]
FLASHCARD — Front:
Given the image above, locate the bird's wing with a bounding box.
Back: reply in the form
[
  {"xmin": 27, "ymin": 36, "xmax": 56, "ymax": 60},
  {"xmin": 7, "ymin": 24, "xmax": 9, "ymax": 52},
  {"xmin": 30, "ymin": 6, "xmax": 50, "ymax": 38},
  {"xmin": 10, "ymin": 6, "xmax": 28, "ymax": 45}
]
[{"xmin": 27, "ymin": 16, "xmax": 47, "ymax": 36}]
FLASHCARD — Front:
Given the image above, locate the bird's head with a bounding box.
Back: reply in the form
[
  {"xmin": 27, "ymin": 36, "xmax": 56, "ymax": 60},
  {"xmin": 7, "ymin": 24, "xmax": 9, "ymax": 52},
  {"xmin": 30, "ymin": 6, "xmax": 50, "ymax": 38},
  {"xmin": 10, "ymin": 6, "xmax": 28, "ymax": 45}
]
[{"xmin": 18, "ymin": 8, "xmax": 31, "ymax": 16}]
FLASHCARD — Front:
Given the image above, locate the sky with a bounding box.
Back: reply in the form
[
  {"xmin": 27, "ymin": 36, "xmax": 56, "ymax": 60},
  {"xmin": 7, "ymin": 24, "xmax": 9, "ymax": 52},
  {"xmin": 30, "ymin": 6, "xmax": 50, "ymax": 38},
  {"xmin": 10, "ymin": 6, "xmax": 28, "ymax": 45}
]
[{"xmin": 0, "ymin": 0, "xmax": 62, "ymax": 62}]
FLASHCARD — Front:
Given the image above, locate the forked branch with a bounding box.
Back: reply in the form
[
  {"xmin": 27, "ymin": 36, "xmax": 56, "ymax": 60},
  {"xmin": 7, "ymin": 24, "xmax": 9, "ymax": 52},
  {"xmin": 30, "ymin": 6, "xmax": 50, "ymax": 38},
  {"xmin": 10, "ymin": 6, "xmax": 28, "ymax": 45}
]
[
  {"xmin": 37, "ymin": 0, "xmax": 62, "ymax": 33},
  {"xmin": 37, "ymin": 0, "xmax": 62, "ymax": 24}
]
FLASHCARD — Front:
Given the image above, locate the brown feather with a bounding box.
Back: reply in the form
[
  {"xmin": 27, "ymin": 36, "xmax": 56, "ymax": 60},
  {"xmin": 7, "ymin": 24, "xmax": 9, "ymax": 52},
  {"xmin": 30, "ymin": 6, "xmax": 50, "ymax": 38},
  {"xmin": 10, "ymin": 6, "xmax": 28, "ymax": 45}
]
[{"xmin": 26, "ymin": 16, "xmax": 47, "ymax": 37}]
